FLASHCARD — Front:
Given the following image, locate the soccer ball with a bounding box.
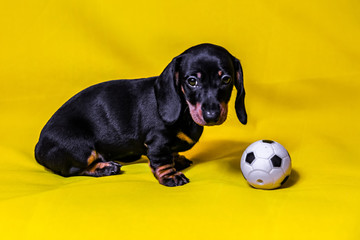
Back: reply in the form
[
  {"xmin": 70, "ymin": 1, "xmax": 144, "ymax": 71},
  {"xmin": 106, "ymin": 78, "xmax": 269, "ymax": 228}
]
[{"xmin": 240, "ymin": 140, "xmax": 292, "ymax": 189}]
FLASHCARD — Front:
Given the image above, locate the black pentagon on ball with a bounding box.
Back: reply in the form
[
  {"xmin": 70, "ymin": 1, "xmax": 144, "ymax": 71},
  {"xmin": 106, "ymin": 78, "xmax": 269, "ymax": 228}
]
[
  {"xmin": 270, "ymin": 155, "xmax": 282, "ymax": 167},
  {"xmin": 262, "ymin": 140, "xmax": 275, "ymax": 144},
  {"xmin": 245, "ymin": 152, "xmax": 255, "ymax": 164}
]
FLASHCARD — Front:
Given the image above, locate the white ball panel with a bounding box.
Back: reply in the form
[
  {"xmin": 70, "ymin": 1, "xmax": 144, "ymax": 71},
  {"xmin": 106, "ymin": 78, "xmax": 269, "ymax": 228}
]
[
  {"xmin": 272, "ymin": 142, "xmax": 289, "ymax": 159},
  {"xmin": 271, "ymin": 181, "xmax": 282, "ymax": 189},
  {"xmin": 254, "ymin": 143, "xmax": 275, "ymax": 159},
  {"xmin": 273, "ymin": 173, "xmax": 288, "ymax": 188},
  {"xmin": 270, "ymin": 168, "xmax": 285, "ymax": 183},
  {"xmin": 281, "ymin": 156, "xmax": 292, "ymax": 174},
  {"xmin": 247, "ymin": 170, "xmax": 274, "ymax": 189},
  {"xmin": 240, "ymin": 160, "xmax": 254, "ymax": 177},
  {"xmin": 251, "ymin": 158, "xmax": 272, "ymax": 173}
]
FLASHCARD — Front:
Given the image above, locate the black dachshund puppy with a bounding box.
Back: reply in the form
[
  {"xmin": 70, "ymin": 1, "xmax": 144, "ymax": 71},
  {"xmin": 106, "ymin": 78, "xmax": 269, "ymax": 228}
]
[{"xmin": 35, "ymin": 43, "xmax": 247, "ymax": 187}]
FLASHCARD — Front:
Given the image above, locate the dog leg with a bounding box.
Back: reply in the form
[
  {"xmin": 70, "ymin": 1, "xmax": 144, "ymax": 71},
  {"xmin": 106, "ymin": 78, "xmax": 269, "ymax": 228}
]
[
  {"xmin": 147, "ymin": 137, "xmax": 190, "ymax": 187},
  {"xmin": 80, "ymin": 150, "xmax": 122, "ymax": 177},
  {"xmin": 173, "ymin": 153, "xmax": 193, "ymax": 171}
]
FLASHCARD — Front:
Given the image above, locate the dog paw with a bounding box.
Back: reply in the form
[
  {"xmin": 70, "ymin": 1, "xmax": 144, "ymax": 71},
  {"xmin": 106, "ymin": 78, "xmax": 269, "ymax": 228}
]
[
  {"xmin": 160, "ymin": 171, "xmax": 190, "ymax": 187},
  {"xmin": 81, "ymin": 161, "xmax": 122, "ymax": 177},
  {"xmin": 152, "ymin": 164, "xmax": 190, "ymax": 187},
  {"xmin": 173, "ymin": 153, "xmax": 193, "ymax": 171}
]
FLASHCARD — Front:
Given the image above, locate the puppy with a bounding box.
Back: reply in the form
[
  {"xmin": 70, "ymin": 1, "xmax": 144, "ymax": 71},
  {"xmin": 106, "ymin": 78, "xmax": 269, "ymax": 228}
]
[{"xmin": 35, "ymin": 43, "xmax": 247, "ymax": 187}]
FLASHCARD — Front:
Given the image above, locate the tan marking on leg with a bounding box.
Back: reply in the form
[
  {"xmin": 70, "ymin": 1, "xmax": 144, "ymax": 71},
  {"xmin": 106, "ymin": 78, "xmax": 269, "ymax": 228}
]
[
  {"xmin": 83, "ymin": 162, "xmax": 112, "ymax": 175},
  {"xmin": 177, "ymin": 132, "xmax": 195, "ymax": 145},
  {"xmin": 158, "ymin": 167, "xmax": 176, "ymax": 179},
  {"xmin": 87, "ymin": 150, "xmax": 99, "ymax": 166},
  {"xmin": 149, "ymin": 163, "xmax": 176, "ymax": 183}
]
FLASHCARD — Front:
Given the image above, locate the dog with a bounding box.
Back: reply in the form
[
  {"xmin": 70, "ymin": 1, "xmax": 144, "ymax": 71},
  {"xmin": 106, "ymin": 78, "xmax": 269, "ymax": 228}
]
[{"xmin": 35, "ymin": 43, "xmax": 247, "ymax": 187}]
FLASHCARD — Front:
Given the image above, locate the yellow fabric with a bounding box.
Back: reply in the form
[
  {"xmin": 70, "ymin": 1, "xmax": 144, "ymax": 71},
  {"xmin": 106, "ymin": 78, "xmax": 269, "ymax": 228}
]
[{"xmin": 1, "ymin": 0, "xmax": 360, "ymax": 239}]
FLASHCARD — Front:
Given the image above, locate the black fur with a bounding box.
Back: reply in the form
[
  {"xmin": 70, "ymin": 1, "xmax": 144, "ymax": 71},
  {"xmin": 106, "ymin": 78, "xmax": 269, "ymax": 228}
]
[{"xmin": 35, "ymin": 43, "xmax": 247, "ymax": 187}]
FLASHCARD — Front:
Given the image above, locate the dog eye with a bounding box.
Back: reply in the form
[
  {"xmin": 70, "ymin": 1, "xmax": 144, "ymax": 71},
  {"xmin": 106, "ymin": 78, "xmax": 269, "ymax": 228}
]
[
  {"xmin": 221, "ymin": 75, "xmax": 232, "ymax": 85},
  {"xmin": 187, "ymin": 77, "xmax": 198, "ymax": 87}
]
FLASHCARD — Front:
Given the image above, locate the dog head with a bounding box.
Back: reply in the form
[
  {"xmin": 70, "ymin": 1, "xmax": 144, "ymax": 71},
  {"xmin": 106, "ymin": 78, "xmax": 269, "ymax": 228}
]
[{"xmin": 155, "ymin": 43, "xmax": 247, "ymax": 126}]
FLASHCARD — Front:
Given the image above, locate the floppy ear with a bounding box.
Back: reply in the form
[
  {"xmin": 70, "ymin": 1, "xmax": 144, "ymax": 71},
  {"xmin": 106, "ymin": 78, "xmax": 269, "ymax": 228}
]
[
  {"xmin": 233, "ymin": 57, "xmax": 247, "ymax": 125},
  {"xmin": 154, "ymin": 56, "xmax": 182, "ymax": 125}
]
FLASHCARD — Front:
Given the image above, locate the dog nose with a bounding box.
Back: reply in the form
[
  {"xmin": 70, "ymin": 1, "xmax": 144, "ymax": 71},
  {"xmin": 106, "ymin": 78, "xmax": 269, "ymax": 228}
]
[
  {"xmin": 202, "ymin": 104, "xmax": 220, "ymax": 124},
  {"xmin": 203, "ymin": 111, "xmax": 219, "ymax": 124}
]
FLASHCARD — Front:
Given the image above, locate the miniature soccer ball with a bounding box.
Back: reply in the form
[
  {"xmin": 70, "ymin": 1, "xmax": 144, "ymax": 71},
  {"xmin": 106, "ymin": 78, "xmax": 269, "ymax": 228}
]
[{"xmin": 240, "ymin": 140, "xmax": 292, "ymax": 189}]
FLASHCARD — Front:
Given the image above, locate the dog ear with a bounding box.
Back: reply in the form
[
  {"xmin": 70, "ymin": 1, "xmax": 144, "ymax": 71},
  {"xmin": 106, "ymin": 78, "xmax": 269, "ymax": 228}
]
[
  {"xmin": 233, "ymin": 57, "xmax": 247, "ymax": 125},
  {"xmin": 154, "ymin": 56, "xmax": 182, "ymax": 125}
]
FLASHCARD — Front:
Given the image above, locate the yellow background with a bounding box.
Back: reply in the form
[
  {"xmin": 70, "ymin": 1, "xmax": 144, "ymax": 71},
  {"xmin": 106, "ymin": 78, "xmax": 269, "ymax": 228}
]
[{"xmin": 1, "ymin": 0, "xmax": 360, "ymax": 239}]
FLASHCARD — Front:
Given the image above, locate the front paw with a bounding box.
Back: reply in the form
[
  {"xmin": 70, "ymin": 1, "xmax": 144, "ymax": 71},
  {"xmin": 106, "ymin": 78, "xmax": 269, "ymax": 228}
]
[
  {"xmin": 152, "ymin": 164, "xmax": 189, "ymax": 187},
  {"xmin": 81, "ymin": 161, "xmax": 122, "ymax": 177}
]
